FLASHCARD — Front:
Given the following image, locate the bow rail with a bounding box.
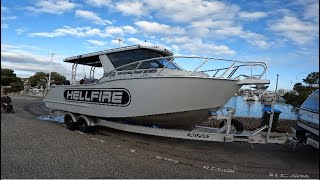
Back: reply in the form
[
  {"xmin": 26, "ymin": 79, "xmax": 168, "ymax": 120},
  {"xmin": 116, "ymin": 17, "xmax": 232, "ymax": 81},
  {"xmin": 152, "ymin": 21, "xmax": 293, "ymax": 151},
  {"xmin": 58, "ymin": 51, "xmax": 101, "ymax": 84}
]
[{"xmin": 101, "ymin": 56, "xmax": 268, "ymax": 80}]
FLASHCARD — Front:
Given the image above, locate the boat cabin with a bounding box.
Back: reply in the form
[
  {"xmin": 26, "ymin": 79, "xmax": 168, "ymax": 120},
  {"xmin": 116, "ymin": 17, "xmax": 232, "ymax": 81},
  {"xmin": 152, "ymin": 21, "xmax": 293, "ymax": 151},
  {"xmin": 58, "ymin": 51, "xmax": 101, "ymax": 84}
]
[
  {"xmin": 64, "ymin": 45, "xmax": 181, "ymax": 84},
  {"xmin": 62, "ymin": 44, "xmax": 270, "ymax": 86}
]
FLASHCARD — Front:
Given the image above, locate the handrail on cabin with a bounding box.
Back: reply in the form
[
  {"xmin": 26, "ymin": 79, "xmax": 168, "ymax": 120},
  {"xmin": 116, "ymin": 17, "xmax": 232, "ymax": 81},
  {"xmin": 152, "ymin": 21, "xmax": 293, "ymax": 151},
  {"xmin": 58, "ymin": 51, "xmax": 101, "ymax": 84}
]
[{"xmin": 101, "ymin": 56, "xmax": 268, "ymax": 80}]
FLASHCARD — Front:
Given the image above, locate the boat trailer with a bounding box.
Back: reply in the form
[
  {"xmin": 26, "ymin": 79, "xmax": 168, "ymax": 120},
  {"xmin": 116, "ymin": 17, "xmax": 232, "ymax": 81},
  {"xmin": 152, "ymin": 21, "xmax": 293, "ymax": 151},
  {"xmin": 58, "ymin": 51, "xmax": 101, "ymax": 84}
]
[
  {"xmin": 52, "ymin": 106, "xmax": 294, "ymax": 145},
  {"xmin": 96, "ymin": 108, "xmax": 292, "ymax": 144}
]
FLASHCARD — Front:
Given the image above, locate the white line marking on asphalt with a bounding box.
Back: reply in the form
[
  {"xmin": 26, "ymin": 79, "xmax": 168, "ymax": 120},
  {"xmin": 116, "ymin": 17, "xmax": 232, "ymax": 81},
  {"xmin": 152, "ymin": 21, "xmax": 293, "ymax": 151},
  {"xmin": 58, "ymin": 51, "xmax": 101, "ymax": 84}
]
[
  {"xmin": 269, "ymin": 173, "xmax": 309, "ymax": 178},
  {"xmin": 203, "ymin": 165, "xmax": 235, "ymax": 174},
  {"xmin": 116, "ymin": 145, "xmax": 122, "ymax": 148},
  {"xmin": 155, "ymin": 156, "xmax": 179, "ymax": 164},
  {"xmin": 91, "ymin": 137, "xmax": 98, "ymax": 140},
  {"xmin": 76, "ymin": 131, "xmax": 84, "ymax": 134},
  {"xmin": 129, "ymin": 149, "xmax": 136, "ymax": 152}
]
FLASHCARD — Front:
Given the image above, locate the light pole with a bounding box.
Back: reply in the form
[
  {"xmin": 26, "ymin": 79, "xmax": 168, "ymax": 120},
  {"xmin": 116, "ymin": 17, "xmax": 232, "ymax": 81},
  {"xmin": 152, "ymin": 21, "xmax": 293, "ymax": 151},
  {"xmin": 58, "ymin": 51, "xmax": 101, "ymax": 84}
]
[{"xmin": 48, "ymin": 53, "xmax": 55, "ymax": 89}]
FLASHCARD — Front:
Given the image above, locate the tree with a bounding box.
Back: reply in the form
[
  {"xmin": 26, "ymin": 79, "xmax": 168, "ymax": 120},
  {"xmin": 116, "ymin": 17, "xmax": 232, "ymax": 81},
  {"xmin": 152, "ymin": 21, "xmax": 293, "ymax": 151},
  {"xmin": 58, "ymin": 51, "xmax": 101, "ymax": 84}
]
[
  {"xmin": 1, "ymin": 68, "xmax": 17, "ymax": 86},
  {"xmin": 27, "ymin": 71, "xmax": 67, "ymax": 88},
  {"xmin": 8, "ymin": 80, "xmax": 24, "ymax": 93},
  {"xmin": 303, "ymin": 72, "xmax": 319, "ymax": 87},
  {"xmin": 293, "ymin": 83, "xmax": 304, "ymax": 93},
  {"xmin": 1, "ymin": 68, "xmax": 24, "ymax": 93},
  {"xmin": 51, "ymin": 72, "xmax": 66, "ymax": 85},
  {"xmin": 27, "ymin": 72, "xmax": 48, "ymax": 88},
  {"xmin": 284, "ymin": 72, "xmax": 319, "ymax": 107}
]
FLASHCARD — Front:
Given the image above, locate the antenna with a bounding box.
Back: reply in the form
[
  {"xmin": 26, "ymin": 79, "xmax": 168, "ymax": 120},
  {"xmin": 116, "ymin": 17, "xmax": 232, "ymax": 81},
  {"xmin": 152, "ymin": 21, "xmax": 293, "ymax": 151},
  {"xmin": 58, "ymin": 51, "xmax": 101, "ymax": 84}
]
[{"xmin": 114, "ymin": 38, "xmax": 123, "ymax": 47}]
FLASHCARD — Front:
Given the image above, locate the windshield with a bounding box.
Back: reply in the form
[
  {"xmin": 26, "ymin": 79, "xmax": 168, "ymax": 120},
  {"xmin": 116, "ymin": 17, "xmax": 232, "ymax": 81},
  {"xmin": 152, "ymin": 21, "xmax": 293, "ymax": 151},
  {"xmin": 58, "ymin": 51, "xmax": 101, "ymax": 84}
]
[
  {"xmin": 107, "ymin": 49, "xmax": 180, "ymax": 70},
  {"xmin": 301, "ymin": 89, "xmax": 319, "ymax": 113}
]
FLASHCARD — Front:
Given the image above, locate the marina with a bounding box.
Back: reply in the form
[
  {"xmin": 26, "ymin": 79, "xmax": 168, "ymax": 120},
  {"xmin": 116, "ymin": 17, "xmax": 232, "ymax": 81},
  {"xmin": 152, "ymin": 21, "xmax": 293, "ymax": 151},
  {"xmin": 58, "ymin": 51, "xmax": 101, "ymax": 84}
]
[
  {"xmin": 221, "ymin": 95, "xmax": 298, "ymax": 120},
  {"xmin": 1, "ymin": 0, "xmax": 319, "ymax": 178}
]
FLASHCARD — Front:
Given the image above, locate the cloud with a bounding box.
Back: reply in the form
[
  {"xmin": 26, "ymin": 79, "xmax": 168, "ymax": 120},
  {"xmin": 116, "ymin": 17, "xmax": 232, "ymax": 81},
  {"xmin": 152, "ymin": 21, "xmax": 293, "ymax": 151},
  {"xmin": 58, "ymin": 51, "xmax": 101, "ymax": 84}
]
[
  {"xmin": 1, "ymin": 44, "xmax": 70, "ymax": 77},
  {"xmin": 238, "ymin": 31, "xmax": 270, "ymax": 49},
  {"xmin": 122, "ymin": 25, "xmax": 137, "ymax": 34},
  {"xmin": 16, "ymin": 29, "xmax": 25, "ymax": 35},
  {"xmin": 86, "ymin": 0, "xmax": 113, "ymax": 7},
  {"xmin": 1, "ymin": 23, "xmax": 8, "ymax": 29},
  {"xmin": 29, "ymin": 26, "xmax": 109, "ymax": 38},
  {"xmin": 303, "ymin": 0, "xmax": 319, "ymax": 21},
  {"xmin": 170, "ymin": 45, "xmax": 180, "ymax": 53},
  {"xmin": 238, "ymin": 11, "xmax": 268, "ymax": 20},
  {"xmin": 1, "ymin": 16, "xmax": 17, "ymax": 20},
  {"xmin": 1, "ymin": 6, "xmax": 17, "ymax": 29},
  {"xmin": 79, "ymin": 0, "xmax": 270, "ymax": 49},
  {"xmin": 105, "ymin": 26, "xmax": 124, "ymax": 35},
  {"xmin": 2, "ymin": 44, "xmax": 106, "ymax": 79},
  {"xmin": 26, "ymin": 0, "xmax": 77, "ymax": 15},
  {"xmin": 2, "ymin": 44, "xmax": 58, "ymax": 66},
  {"xmin": 189, "ymin": 19, "xmax": 269, "ymax": 49},
  {"xmin": 29, "ymin": 25, "xmax": 137, "ymax": 38},
  {"xmin": 288, "ymin": 0, "xmax": 319, "ymax": 22},
  {"xmin": 144, "ymin": 0, "xmax": 234, "ymax": 22},
  {"xmin": 85, "ymin": 28, "xmax": 108, "ymax": 37},
  {"xmin": 87, "ymin": 40, "xmax": 107, "ymax": 46},
  {"xmin": 269, "ymin": 16, "xmax": 319, "ymax": 44},
  {"xmin": 1, "ymin": 6, "xmax": 9, "ymax": 12},
  {"xmin": 115, "ymin": 1, "xmax": 145, "ymax": 16},
  {"xmin": 114, "ymin": 1, "xmax": 269, "ymax": 49},
  {"xmin": 135, "ymin": 21, "xmax": 186, "ymax": 35},
  {"xmin": 126, "ymin": 37, "xmax": 154, "ymax": 46},
  {"xmin": 164, "ymin": 36, "xmax": 235, "ymax": 55},
  {"xmin": 75, "ymin": 10, "xmax": 112, "ymax": 25},
  {"xmin": 190, "ymin": 19, "xmax": 243, "ymax": 37}
]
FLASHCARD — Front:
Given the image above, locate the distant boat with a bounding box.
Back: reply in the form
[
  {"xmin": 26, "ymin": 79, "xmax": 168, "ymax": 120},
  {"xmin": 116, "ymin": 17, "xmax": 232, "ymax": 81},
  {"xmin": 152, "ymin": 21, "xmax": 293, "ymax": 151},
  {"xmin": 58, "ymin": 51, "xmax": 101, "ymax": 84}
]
[
  {"xmin": 243, "ymin": 93, "xmax": 260, "ymax": 101},
  {"xmin": 261, "ymin": 92, "xmax": 273, "ymax": 104},
  {"xmin": 276, "ymin": 96, "xmax": 286, "ymax": 103},
  {"xmin": 252, "ymin": 85, "xmax": 269, "ymax": 90}
]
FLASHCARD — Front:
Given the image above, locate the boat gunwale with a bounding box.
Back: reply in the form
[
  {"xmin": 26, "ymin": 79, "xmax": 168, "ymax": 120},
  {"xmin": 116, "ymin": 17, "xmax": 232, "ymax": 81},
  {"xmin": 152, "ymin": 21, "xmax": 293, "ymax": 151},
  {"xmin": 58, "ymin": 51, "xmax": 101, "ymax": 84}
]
[{"xmin": 50, "ymin": 75, "xmax": 241, "ymax": 88}]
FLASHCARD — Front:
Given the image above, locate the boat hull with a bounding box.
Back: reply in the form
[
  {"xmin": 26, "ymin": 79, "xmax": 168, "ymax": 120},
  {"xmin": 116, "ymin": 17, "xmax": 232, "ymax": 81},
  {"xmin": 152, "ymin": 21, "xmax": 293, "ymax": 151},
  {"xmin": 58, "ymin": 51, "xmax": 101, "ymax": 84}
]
[{"xmin": 44, "ymin": 77, "xmax": 242, "ymax": 129}]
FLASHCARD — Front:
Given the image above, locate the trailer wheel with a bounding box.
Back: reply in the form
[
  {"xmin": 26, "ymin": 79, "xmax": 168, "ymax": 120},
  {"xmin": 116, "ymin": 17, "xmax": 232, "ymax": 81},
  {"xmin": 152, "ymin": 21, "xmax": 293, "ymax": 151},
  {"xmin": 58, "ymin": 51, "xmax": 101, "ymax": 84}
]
[
  {"xmin": 77, "ymin": 117, "xmax": 91, "ymax": 133},
  {"xmin": 64, "ymin": 114, "xmax": 77, "ymax": 130},
  {"xmin": 219, "ymin": 119, "xmax": 244, "ymax": 132}
]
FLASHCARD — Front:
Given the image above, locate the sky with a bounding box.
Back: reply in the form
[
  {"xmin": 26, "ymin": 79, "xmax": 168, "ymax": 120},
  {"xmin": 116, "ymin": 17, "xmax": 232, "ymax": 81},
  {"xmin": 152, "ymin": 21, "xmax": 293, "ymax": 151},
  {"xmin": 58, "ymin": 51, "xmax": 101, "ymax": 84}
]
[{"xmin": 1, "ymin": 0, "xmax": 319, "ymax": 90}]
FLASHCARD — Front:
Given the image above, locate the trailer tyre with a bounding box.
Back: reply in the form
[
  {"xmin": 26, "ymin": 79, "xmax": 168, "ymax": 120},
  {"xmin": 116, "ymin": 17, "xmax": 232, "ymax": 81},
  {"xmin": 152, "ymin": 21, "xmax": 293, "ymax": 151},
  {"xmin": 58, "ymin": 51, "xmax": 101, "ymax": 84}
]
[
  {"xmin": 78, "ymin": 117, "xmax": 91, "ymax": 133},
  {"xmin": 64, "ymin": 114, "xmax": 77, "ymax": 131},
  {"xmin": 219, "ymin": 119, "xmax": 244, "ymax": 132}
]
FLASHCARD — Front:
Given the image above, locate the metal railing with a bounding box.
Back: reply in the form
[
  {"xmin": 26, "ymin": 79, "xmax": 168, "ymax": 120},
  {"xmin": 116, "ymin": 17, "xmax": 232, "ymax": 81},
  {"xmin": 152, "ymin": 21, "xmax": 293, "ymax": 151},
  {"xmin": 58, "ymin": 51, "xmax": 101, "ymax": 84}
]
[{"xmin": 101, "ymin": 56, "xmax": 268, "ymax": 80}]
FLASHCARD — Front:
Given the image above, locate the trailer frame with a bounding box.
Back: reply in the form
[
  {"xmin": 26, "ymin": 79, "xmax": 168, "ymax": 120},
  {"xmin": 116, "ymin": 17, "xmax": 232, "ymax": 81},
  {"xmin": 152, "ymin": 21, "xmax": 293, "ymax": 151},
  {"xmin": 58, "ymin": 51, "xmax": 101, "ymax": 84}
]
[{"xmin": 51, "ymin": 105, "xmax": 293, "ymax": 145}]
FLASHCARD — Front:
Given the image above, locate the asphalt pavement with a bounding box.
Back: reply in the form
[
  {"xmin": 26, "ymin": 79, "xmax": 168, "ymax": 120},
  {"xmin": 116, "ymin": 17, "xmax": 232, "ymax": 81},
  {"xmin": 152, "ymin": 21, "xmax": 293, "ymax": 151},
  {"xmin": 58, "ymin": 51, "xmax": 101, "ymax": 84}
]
[{"xmin": 1, "ymin": 96, "xmax": 319, "ymax": 179}]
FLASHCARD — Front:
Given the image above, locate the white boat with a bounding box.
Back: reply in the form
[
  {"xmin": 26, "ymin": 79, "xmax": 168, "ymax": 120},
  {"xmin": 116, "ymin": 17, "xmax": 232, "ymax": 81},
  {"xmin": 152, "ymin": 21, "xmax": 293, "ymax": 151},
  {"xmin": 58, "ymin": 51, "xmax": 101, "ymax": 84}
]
[
  {"xmin": 261, "ymin": 92, "xmax": 274, "ymax": 105},
  {"xmin": 243, "ymin": 93, "xmax": 260, "ymax": 101},
  {"xmin": 44, "ymin": 44, "xmax": 269, "ymax": 130},
  {"xmin": 276, "ymin": 96, "xmax": 286, "ymax": 103}
]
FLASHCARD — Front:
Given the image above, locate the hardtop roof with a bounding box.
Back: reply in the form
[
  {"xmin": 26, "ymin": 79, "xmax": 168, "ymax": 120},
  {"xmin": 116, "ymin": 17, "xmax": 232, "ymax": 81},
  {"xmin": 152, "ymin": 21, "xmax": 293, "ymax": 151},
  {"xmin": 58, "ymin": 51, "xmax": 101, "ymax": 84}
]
[{"xmin": 63, "ymin": 44, "xmax": 173, "ymax": 66}]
